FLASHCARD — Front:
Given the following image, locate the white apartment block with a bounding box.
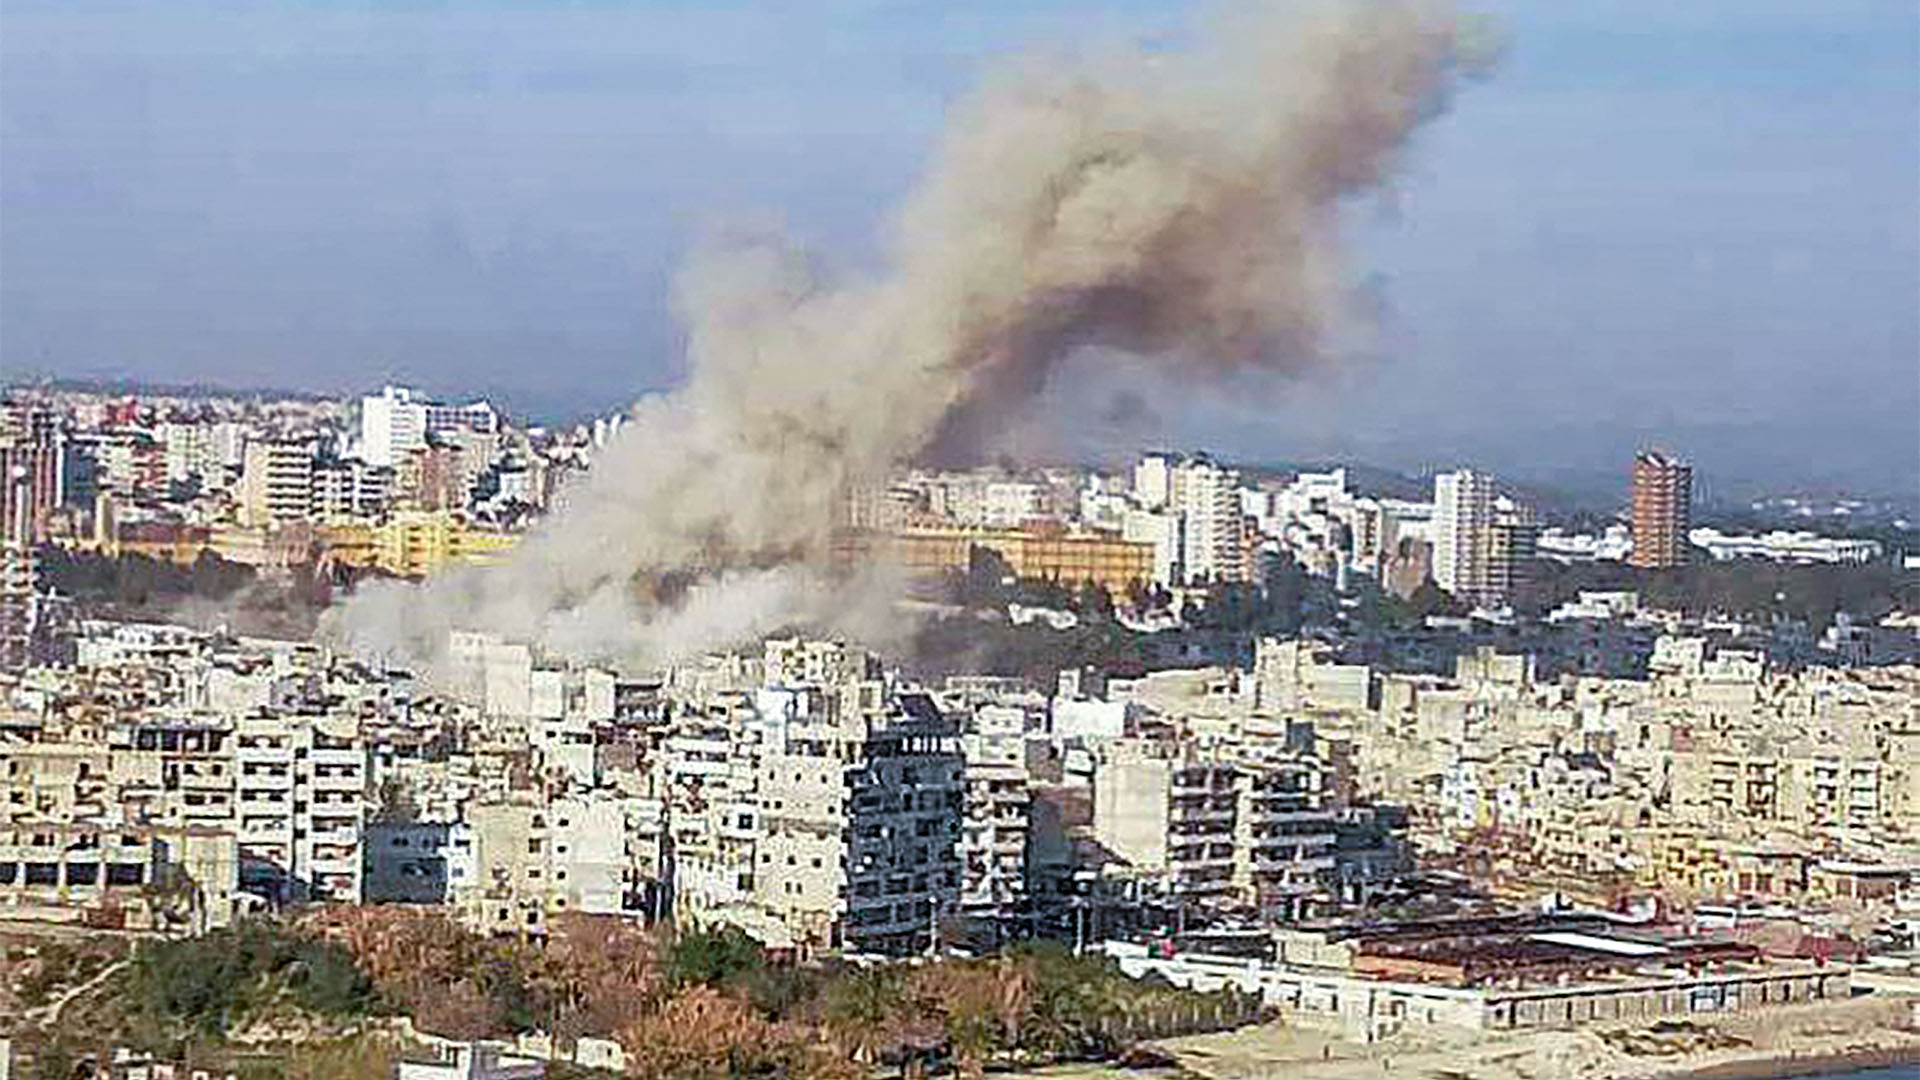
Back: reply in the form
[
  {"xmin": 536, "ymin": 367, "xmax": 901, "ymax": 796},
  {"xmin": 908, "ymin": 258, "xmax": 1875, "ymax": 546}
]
[
  {"xmin": 359, "ymin": 386, "xmax": 430, "ymax": 468},
  {"xmin": 0, "ymin": 822, "xmax": 239, "ymax": 932},
  {"xmin": 158, "ymin": 421, "xmax": 212, "ymax": 484},
  {"xmin": 664, "ymin": 691, "xmax": 764, "ymax": 918},
  {"xmin": 1432, "ymin": 468, "xmax": 1495, "ymax": 604},
  {"xmin": 1172, "ymin": 456, "xmax": 1247, "ymax": 584},
  {"xmin": 360, "ymin": 385, "xmax": 498, "ymax": 469},
  {"xmin": 232, "ymin": 713, "xmax": 368, "ymax": 903},
  {"xmin": 0, "ymin": 708, "xmax": 369, "ymax": 912},
  {"xmin": 1094, "ymin": 735, "xmax": 1337, "ymax": 917},
  {"xmin": 310, "ymin": 457, "xmax": 394, "ymax": 522},
  {"xmin": 751, "ymin": 683, "xmax": 963, "ymax": 956},
  {"xmin": 458, "ymin": 794, "xmax": 664, "ymax": 936},
  {"xmin": 1133, "ymin": 453, "xmax": 1174, "ymax": 511},
  {"xmin": 957, "ymin": 704, "xmax": 1031, "ymax": 925},
  {"xmin": 1122, "ymin": 507, "xmax": 1183, "ymax": 587},
  {"xmin": 980, "ymin": 480, "xmax": 1045, "ymax": 528},
  {"xmin": 1124, "ymin": 453, "xmax": 1251, "ymax": 585}
]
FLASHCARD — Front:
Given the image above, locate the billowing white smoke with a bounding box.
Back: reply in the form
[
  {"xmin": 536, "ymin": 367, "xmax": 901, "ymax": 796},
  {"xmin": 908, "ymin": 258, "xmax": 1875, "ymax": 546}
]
[{"xmin": 331, "ymin": 0, "xmax": 1484, "ymax": 672}]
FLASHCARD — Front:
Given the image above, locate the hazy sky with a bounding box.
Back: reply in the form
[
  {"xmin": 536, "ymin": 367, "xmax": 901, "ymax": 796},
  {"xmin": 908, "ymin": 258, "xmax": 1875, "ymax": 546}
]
[{"xmin": 3, "ymin": 1, "xmax": 1916, "ymax": 496}]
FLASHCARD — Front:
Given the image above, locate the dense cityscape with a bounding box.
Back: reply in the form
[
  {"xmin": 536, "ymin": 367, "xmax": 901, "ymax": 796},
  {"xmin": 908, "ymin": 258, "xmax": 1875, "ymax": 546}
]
[
  {"xmin": 3, "ymin": 0, "xmax": 1917, "ymax": 1076},
  {"xmin": 0, "ymin": 380, "xmax": 1914, "ymax": 1079}
]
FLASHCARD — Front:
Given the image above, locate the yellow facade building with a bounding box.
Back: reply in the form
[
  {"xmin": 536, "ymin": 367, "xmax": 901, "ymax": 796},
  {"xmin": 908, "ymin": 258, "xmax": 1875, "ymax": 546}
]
[
  {"xmin": 840, "ymin": 525, "xmax": 1154, "ymax": 596},
  {"xmin": 364, "ymin": 511, "xmax": 518, "ymax": 578}
]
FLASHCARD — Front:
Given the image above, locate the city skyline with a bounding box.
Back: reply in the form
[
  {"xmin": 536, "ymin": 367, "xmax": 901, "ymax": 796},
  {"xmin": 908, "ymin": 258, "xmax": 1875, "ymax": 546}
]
[
  {"xmin": 3, "ymin": 1, "xmax": 1915, "ymax": 498},
  {"xmin": 0, "ymin": 3, "xmax": 1916, "ymax": 1073}
]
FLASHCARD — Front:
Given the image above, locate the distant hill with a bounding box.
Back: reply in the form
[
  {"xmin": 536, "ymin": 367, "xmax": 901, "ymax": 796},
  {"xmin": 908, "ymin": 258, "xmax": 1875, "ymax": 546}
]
[{"xmin": 3, "ymin": 374, "xmax": 336, "ymax": 404}]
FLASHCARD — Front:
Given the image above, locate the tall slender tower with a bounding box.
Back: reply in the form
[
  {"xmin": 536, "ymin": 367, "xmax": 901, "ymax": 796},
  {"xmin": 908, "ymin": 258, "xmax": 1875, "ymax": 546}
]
[
  {"xmin": 0, "ymin": 464, "xmax": 36, "ymax": 673},
  {"xmin": 1432, "ymin": 469, "xmax": 1495, "ymax": 603},
  {"xmin": 1629, "ymin": 451, "xmax": 1692, "ymax": 570}
]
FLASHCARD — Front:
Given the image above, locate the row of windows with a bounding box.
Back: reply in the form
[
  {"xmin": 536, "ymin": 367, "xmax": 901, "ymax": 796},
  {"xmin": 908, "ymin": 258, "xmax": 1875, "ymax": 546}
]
[{"xmin": 0, "ymin": 861, "xmax": 146, "ymax": 886}]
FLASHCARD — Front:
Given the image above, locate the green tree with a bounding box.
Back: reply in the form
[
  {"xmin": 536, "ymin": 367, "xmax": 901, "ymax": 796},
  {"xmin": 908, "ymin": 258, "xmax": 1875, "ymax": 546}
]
[
  {"xmin": 122, "ymin": 922, "xmax": 373, "ymax": 1037},
  {"xmin": 664, "ymin": 925, "xmax": 764, "ymax": 990}
]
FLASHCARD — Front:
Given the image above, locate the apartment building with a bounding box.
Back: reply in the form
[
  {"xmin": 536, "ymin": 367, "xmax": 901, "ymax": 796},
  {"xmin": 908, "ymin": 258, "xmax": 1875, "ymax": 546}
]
[
  {"xmin": 663, "ymin": 689, "xmax": 765, "ymax": 919},
  {"xmin": 1170, "ymin": 455, "xmax": 1248, "ymax": 584},
  {"xmin": 359, "ymin": 386, "xmax": 496, "ymax": 470},
  {"xmin": 751, "ymin": 685, "xmax": 963, "ymax": 955},
  {"xmin": 233, "ymin": 713, "xmax": 368, "ymax": 903},
  {"xmin": 836, "ymin": 526, "xmax": 1154, "ymax": 597},
  {"xmin": 238, "ymin": 439, "xmax": 316, "ymax": 528},
  {"xmin": 363, "ymin": 820, "xmax": 477, "ymax": 904},
  {"xmin": 0, "ymin": 705, "xmax": 370, "ymax": 905},
  {"xmin": 1432, "ymin": 469, "xmax": 1495, "ymax": 605},
  {"xmin": 365, "ymin": 511, "xmax": 518, "ymax": 577},
  {"xmin": 458, "ymin": 793, "xmax": 665, "ymax": 936},
  {"xmin": 1093, "ymin": 732, "xmax": 1338, "ymax": 919},
  {"xmin": 0, "ymin": 823, "xmax": 238, "ymax": 932},
  {"xmin": 956, "ymin": 705, "xmax": 1032, "ymax": 930},
  {"xmin": 1629, "ymin": 451, "xmax": 1692, "ymax": 570},
  {"xmin": 310, "ymin": 456, "xmax": 394, "ymax": 523},
  {"xmin": 0, "ymin": 706, "xmax": 244, "ymax": 930}
]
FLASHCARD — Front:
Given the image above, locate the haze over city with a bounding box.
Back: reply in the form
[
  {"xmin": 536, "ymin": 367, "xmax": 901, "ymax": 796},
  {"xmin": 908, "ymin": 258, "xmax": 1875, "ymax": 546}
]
[{"xmin": 4, "ymin": 0, "xmax": 1916, "ymax": 496}]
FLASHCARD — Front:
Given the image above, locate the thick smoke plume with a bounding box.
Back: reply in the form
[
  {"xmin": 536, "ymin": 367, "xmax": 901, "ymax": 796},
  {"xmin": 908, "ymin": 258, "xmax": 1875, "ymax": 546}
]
[{"xmin": 331, "ymin": 0, "xmax": 1482, "ymax": 672}]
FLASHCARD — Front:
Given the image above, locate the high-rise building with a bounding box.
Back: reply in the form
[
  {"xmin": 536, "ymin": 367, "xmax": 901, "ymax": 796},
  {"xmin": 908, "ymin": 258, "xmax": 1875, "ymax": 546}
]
[
  {"xmin": 0, "ymin": 543, "xmax": 33, "ymax": 675},
  {"xmin": 159, "ymin": 421, "xmax": 211, "ymax": 484},
  {"xmin": 751, "ymin": 686, "xmax": 963, "ymax": 955},
  {"xmin": 1488, "ymin": 501, "xmax": 1542, "ymax": 603},
  {"xmin": 0, "ymin": 440, "xmax": 65, "ymax": 545},
  {"xmin": 1630, "ymin": 451, "xmax": 1692, "ymax": 570},
  {"xmin": 1432, "ymin": 469, "xmax": 1495, "ymax": 603},
  {"xmin": 310, "ymin": 457, "xmax": 395, "ymax": 522},
  {"xmin": 1133, "ymin": 453, "xmax": 1174, "ymax": 511},
  {"xmin": 238, "ymin": 439, "xmax": 316, "ymax": 528},
  {"xmin": 1092, "ymin": 733, "xmax": 1342, "ymax": 920},
  {"xmin": 1171, "ymin": 455, "xmax": 1247, "ymax": 584},
  {"xmin": 360, "ymin": 385, "xmax": 499, "ymax": 468},
  {"xmin": 359, "ymin": 386, "xmax": 430, "ymax": 468}
]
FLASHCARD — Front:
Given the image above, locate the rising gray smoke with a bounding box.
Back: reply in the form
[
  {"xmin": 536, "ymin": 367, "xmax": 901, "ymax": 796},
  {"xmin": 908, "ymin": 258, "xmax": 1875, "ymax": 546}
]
[{"xmin": 331, "ymin": 0, "xmax": 1485, "ymax": 673}]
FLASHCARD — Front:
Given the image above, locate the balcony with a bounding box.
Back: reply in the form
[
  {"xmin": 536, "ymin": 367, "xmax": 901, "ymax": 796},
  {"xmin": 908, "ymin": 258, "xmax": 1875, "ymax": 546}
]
[
  {"xmin": 1254, "ymin": 854, "xmax": 1337, "ymax": 874},
  {"xmin": 1253, "ymin": 833, "xmax": 1335, "ymax": 852}
]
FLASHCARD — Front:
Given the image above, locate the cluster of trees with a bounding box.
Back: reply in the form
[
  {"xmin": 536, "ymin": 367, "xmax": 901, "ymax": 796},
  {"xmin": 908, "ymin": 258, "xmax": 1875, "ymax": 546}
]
[
  {"xmin": 119, "ymin": 922, "xmax": 374, "ymax": 1040},
  {"xmin": 90, "ymin": 910, "xmax": 1254, "ymax": 1080},
  {"xmin": 915, "ymin": 549, "xmax": 1316, "ymax": 682},
  {"xmin": 336, "ymin": 911, "xmax": 1253, "ymax": 1080},
  {"xmin": 1514, "ymin": 556, "xmax": 1914, "ymax": 630},
  {"xmin": 37, "ymin": 547, "xmax": 331, "ymax": 638},
  {"xmin": 38, "ymin": 548, "xmax": 254, "ymax": 607}
]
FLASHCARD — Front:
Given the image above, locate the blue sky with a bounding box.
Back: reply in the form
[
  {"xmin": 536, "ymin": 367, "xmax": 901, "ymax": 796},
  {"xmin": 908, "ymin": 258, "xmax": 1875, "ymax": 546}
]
[{"xmin": 2, "ymin": 0, "xmax": 1915, "ymax": 496}]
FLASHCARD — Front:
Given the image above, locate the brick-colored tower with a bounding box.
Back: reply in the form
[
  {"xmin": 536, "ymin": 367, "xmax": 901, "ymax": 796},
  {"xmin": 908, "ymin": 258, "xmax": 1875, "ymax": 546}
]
[{"xmin": 1629, "ymin": 451, "xmax": 1692, "ymax": 570}]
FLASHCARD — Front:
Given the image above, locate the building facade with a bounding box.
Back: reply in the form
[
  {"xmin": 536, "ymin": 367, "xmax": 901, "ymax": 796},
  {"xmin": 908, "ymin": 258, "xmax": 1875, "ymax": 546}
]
[{"xmin": 1629, "ymin": 451, "xmax": 1692, "ymax": 570}]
